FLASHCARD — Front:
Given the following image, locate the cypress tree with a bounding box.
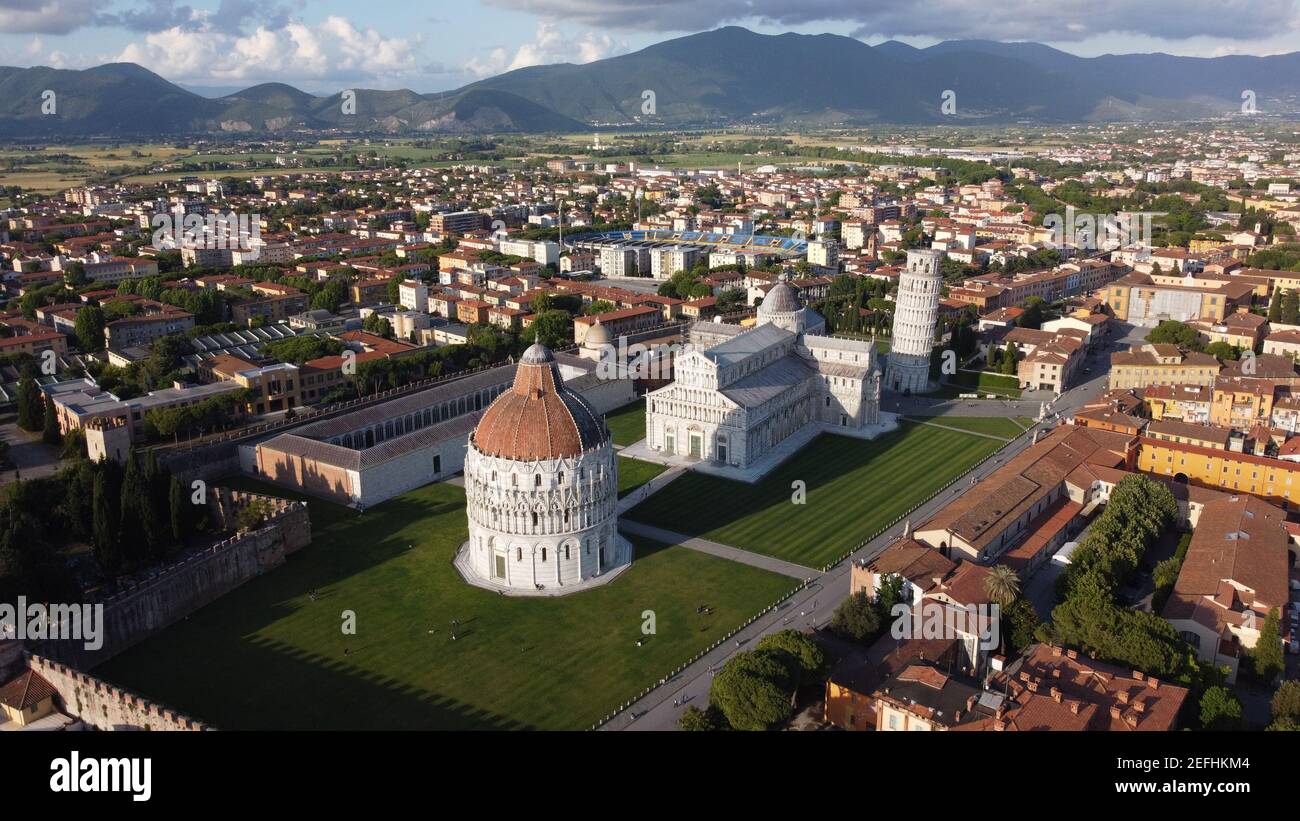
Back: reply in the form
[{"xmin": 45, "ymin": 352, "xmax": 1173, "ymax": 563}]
[
  {"xmin": 42, "ymin": 394, "xmax": 61, "ymax": 445},
  {"xmin": 16, "ymin": 377, "xmax": 42, "ymax": 431},
  {"xmin": 92, "ymin": 471, "xmax": 122, "ymax": 573}
]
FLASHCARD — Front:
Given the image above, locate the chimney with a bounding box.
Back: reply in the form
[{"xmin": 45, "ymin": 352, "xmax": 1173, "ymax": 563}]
[
  {"xmin": 1069, "ymin": 701, "xmax": 1081, "ymax": 715},
  {"xmin": 1118, "ymin": 690, "xmax": 1129, "ymax": 704},
  {"xmin": 1050, "ymin": 687, "xmax": 1062, "ymax": 703},
  {"xmin": 993, "ymin": 719, "xmax": 1006, "ymax": 731},
  {"xmin": 1052, "ymin": 645, "xmax": 1063, "ymax": 657},
  {"xmin": 1066, "ymin": 649, "xmax": 1078, "ymax": 659},
  {"xmin": 1052, "ymin": 669, "xmax": 1061, "ymax": 678},
  {"xmin": 1110, "ymin": 705, "xmax": 1122, "ymax": 720},
  {"xmin": 1147, "ymin": 677, "xmax": 1159, "ymax": 691},
  {"xmin": 966, "ymin": 695, "xmax": 977, "ymax": 711},
  {"xmin": 1133, "ymin": 670, "xmax": 1145, "ymax": 681},
  {"xmin": 1026, "ymin": 680, "xmax": 1038, "ymax": 693},
  {"xmin": 954, "ymin": 709, "xmax": 963, "ymax": 722}
]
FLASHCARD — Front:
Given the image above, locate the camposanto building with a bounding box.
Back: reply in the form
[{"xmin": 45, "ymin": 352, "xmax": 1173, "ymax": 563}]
[
  {"xmin": 457, "ymin": 343, "xmax": 633, "ymax": 594},
  {"xmin": 642, "ymin": 276, "xmax": 883, "ymax": 474}
]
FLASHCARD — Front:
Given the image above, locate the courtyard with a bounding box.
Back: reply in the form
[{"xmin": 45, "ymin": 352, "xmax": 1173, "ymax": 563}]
[{"xmin": 95, "ymin": 480, "xmax": 794, "ymax": 730}]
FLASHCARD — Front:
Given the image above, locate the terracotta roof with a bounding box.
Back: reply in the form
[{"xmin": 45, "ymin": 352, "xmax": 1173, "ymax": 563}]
[
  {"xmin": 471, "ymin": 343, "xmax": 606, "ymax": 461},
  {"xmin": 0, "ymin": 669, "xmax": 57, "ymax": 711}
]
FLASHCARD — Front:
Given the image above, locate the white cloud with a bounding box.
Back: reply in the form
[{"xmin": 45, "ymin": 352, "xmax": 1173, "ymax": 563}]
[
  {"xmin": 0, "ymin": 0, "xmax": 98, "ymax": 35},
  {"xmin": 484, "ymin": 0, "xmax": 1300, "ymax": 43},
  {"xmin": 465, "ymin": 21, "xmax": 624, "ymax": 78},
  {"xmin": 113, "ymin": 17, "xmax": 423, "ymax": 83}
]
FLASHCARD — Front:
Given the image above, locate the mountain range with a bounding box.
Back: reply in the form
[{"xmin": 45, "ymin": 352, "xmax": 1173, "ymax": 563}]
[{"xmin": 3, "ymin": 27, "xmax": 1299, "ymax": 138}]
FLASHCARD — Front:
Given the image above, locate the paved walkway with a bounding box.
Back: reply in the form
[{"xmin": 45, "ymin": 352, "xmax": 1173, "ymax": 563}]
[
  {"xmin": 618, "ymin": 520, "xmax": 816, "ymax": 580},
  {"xmin": 901, "ymin": 417, "xmax": 1016, "ymax": 441},
  {"xmin": 615, "ymin": 466, "xmax": 686, "ymax": 515}
]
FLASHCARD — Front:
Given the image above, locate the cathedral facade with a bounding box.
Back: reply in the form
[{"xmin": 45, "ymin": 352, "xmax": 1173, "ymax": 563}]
[{"xmin": 643, "ymin": 279, "xmax": 881, "ymax": 471}]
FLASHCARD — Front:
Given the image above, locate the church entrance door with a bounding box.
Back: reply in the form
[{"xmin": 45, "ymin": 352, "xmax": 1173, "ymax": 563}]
[{"xmin": 689, "ymin": 432, "xmax": 702, "ymax": 458}]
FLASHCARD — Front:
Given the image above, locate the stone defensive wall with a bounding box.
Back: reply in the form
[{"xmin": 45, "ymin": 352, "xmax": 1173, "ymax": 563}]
[
  {"xmin": 35, "ymin": 488, "xmax": 310, "ymax": 670},
  {"xmin": 26, "ymin": 654, "xmax": 213, "ymax": 731}
]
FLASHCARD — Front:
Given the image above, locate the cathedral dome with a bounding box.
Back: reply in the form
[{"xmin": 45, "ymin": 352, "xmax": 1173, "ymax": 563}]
[
  {"xmin": 760, "ymin": 280, "xmax": 801, "ymax": 314},
  {"xmin": 472, "ymin": 343, "xmax": 607, "ymax": 461}
]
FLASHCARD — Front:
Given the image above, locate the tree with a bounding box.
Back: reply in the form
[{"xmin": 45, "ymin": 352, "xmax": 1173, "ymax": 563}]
[
  {"xmin": 985, "ymin": 564, "xmax": 1021, "ymax": 608},
  {"xmin": 237, "ymin": 498, "xmax": 275, "ymax": 532},
  {"xmin": 1269, "ymin": 288, "xmax": 1284, "ymax": 323},
  {"xmin": 708, "ymin": 649, "xmax": 796, "ymax": 731},
  {"xmin": 999, "ymin": 342, "xmax": 1019, "ymax": 375},
  {"xmin": 525, "ymin": 309, "xmax": 572, "ymax": 349},
  {"xmin": 1199, "ymin": 686, "xmax": 1244, "ymax": 731},
  {"xmin": 1269, "ymin": 680, "xmax": 1300, "ymax": 731},
  {"xmin": 170, "ymin": 476, "xmax": 192, "ymax": 545},
  {"xmin": 1284, "ymin": 290, "xmax": 1300, "ymax": 326},
  {"xmin": 16, "ymin": 377, "xmax": 43, "ymax": 432},
  {"xmin": 1005, "ymin": 598, "xmax": 1039, "ymax": 655},
  {"xmin": 92, "ymin": 470, "xmax": 122, "ymax": 573},
  {"xmin": 75, "ymin": 305, "xmax": 106, "ymax": 351},
  {"xmin": 41, "ymin": 394, "xmax": 61, "ymax": 446},
  {"xmin": 1249, "ymin": 607, "xmax": 1284, "ymax": 682},
  {"xmin": 756, "ymin": 630, "xmax": 826, "ymax": 683},
  {"xmin": 830, "ymin": 590, "xmax": 880, "ymax": 642},
  {"xmin": 678, "ymin": 704, "xmax": 727, "ymax": 731},
  {"xmin": 1146, "ymin": 320, "xmax": 1201, "ymax": 350}
]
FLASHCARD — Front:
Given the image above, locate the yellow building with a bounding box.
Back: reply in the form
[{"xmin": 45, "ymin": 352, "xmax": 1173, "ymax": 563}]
[
  {"xmin": 0, "ymin": 669, "xmax": 58, "ymax": 728},
  {"xmin": 1105, "ymin": 271, "xmax": 1254, "ymax": 323},
  {"xmin": 1108, "ymin": 344, "xmax": 1221, "ymax": 391},
  {"xmin": 1209, "ymin": 376, "xmax": 1277, "ymax": 429},
  {"xmin": 1137, "ymin": 433, "xmax": 1300, "ymax": 507}
]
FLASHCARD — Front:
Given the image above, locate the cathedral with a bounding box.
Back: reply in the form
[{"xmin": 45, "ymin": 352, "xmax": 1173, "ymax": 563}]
[
  {"xmin": 457, "ymin": 343, "xmax": 634, "ymax": 594},
  {"xmin": 643, "ymin": 277, "xmax": 882, "ymax": 473}
]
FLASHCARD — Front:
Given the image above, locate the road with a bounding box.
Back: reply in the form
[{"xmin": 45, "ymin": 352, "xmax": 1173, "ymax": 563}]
[{"xmin": 607, "ymin": 322, "xmax": 1142, "ymax": 731}]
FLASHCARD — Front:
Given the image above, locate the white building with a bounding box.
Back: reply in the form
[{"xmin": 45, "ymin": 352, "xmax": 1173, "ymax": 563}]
[
  {"xmin": 458, "ymin": 343, "xmax": 633, "ymax": 594},
  {"xmin": 650, "ymin": 245, "xmax": 701, "ymax": 280},
  {"xmin": 643, "ymin": 278, "xmax": 881, "ymax": 471},
  {"xmin": 398, "ymin": 280, "xmax": 429, "ymax": 313},
  {"xmin": 884, "ymin": 249, "xmax": 944, "ymax": 394}
]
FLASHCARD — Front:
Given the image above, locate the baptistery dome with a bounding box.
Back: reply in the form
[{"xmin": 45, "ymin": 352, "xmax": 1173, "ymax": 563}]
[{"xmin": 456, "ymin": 342, "xmax": 633, "ymax": 594}]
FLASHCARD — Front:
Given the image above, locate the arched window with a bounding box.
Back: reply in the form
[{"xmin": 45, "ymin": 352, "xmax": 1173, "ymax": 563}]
[
  {"xmin": 564, "ymin": 545, "xmax": 571, "ymax": 561},
  {"xmin": 535, "ymin": 473, "xmax": 542, "ymax": 487},
  {"xmin": 541, "ymin": 547, "xmax": 547, "ymax": 562},
  {"xmin": 516, "ymin": 547, "xmax": 522, "ymax": 561},
  {"xmin": 531, "ymin": 512, "xmax": 538, "ymax": 527}
]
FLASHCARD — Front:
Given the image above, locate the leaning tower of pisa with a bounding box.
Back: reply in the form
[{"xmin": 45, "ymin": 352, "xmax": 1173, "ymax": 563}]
[{"xmin": 884, "ymin": 249, "xmax": 945, "ymax": 394}]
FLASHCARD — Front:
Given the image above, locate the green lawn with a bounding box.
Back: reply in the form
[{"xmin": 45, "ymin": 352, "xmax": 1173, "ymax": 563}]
[
  {"xmin": 943, "ymin": 370, "xmax": 1023, "ymax": 398},
  {"xmin": 94, "ymin": 481, "xmax": 793, "ymax": 730},
  {"xmin": 904, "ymin": 416, "xmax": 1036, "ymax": 439},
  {"xmin": 604, "ymin": 399, "xmax": 647, "ymax": 446},
  {"xmin": 618, "ymin": 456, "xmax": 667, "ymax": 498},
  {"xmin": 624, "ymin": 421, "xmax": 1005, "ymax": 568}
]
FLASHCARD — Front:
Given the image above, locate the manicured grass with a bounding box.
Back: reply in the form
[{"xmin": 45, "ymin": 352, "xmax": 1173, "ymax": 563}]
[
  {"xmin": 945, "ymin": 370, "xmax": 1023, "ymax": 398},
  {"xmin": 624, "ymin": 421, "xmax": 1005, "ymax": 568},
  {"xmin": 905, "ymin": 416, "xmax": 1035, "ymax": 439},
  {"xmin": 94, "ymin": 480, "xmax": 793, "ymax": 730},
  {"xmin": 604, "ymin": 398, "xmax": 647, "ymax": 446},
  {"xmin": 618, "ymin": 456, "xmax": 666, "ymax": 499}
]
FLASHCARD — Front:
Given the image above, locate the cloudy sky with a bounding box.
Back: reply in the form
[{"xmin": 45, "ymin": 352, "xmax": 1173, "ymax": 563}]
[{"xmin": 2, "ymin": 0, "xmax": 1298, "ymax": 93}]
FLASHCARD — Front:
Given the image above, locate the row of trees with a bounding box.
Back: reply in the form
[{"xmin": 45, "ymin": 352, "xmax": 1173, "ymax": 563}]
[{"xmin": 0, "ymin": 449, "xmax": 206, "ymax": 602}]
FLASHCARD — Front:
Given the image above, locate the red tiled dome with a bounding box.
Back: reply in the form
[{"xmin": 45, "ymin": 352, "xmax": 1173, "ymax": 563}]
[{"xmin": 471, "ymin": 343, "xmax": 607, "ymax": 461}]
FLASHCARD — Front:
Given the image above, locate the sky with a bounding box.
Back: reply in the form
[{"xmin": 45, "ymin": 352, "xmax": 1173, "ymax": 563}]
[{"xmin": 1, "ymin": 0, "xmax": 1298, "ymax": 94}]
